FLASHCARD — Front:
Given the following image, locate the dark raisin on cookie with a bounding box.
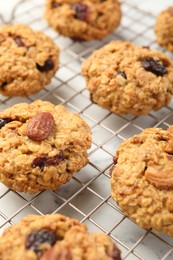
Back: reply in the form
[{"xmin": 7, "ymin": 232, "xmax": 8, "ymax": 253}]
[
  {"xmin": 0, "ymin": 82, "xmax": 8, "ymax": 89},
  {"xmin": 32, "ymin": 151, "xmax": 65, "ymax": 171},
  {"xmin": 142, "ymin": 46, "xmax": 150, "ymax": 50},
  {"xmin": 72, "ymin": 3, "xmax": 90, "ymax": 21},
  {"xmin": 46, "ymin": 150, "xmax": 65, "ymax": 166},
  {"xmin": 0, "ymin": 118, "xmax": 11, "ymax": 129},
  {"xmin": 141, "ymin": 58, "xmax": 167, "ymax": 76},
  {"xmin": 14, "ymin": 37, "xmax": 25, "ymax": 47},
  {"xmin": 90, "ymin": 93, "xmax": 96, "ymax": 104},
  {"xmin": 51, "ymin": 1, "xmax": 59, "ymax": 8},
  {"xmin": 32, "ymin": 156, "xmax": 48, "ymax": 171},
  {"xmin": 110, "ymin": 244, "xmax": 121, "ymax": 260},
  {"xmin": 25, "ymin": 229, "xmax": 57, "ymax": 255},
  {"xmin": 71, "ymin": 36, "xmax": 84, "ymax": 42},
  {"xmin": 41, "ymin": 246, "xmax": 72, "ymax": 260},
  {"xmin": 113, "ymin": 156, "xmax": 118, "ymax": 165},
  {"xmin": 116, "ymin": 71, "xmax": 127, "ymax": 79},
  {"xmin": 36, "ymin": 59, "xmax": 54, "ymax": 72}
]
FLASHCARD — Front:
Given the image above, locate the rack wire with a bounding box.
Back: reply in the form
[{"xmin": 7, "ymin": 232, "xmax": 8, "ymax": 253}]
[{"xmin": 0, "ymin": 0, "xmax": 173, "ymax": 259}]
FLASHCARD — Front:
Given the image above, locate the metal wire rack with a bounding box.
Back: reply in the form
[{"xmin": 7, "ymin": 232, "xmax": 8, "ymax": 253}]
[{"xmin": 0, "ymin": 0, "xmax": 173, "ymax": 259}]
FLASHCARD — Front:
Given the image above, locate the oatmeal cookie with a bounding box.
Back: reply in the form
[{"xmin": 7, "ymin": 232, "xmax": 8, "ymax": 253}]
[
  {"xmin": 45, "ymin": 0, "xmax": 121, "ymax": 41},
  {"xmin": 0, "ymin": 24, "xmax": 59, "ymax": 97},
  {"xmin": 111, "ymin": 126, "xmax": 173, "ymax": 237},
  {"xmin": 0, "ymin": 214, "xmax": 121, "ymax": 260},
  {"xmin": 155, "ymin": 6, "xmax": 173, "ymax": 52},
  {"xmin": 0, "ymin": 100, "xmax": 91, "ymax": 193},
  {"xmin": 82, "ymin": 41, "xmax": 173, "ymax": 115}
]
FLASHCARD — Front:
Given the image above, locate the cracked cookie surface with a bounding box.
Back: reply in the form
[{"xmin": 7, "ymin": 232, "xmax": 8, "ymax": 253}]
[
  {"xmin": 111, "ymin": 126, "xmax": 173, "ymax": 237},
  {"xmin": 0, "ymin": 214, "xmax": 121, "ymax": 260},
  {"xmin": 0, "ymin": 100, "xmax": 91, "ymax": 193},
  {"xmin": 0, "ymin": 24, "xmax": 59, "ymax": 97},
  {"xmin": 82, "ymin": 41, "xmax": 173, "ymax": 115},
  {"xmin": 155, "ymin": 6, "xmax": 173, "ymax": 52},
  {"xmin": 45, "ymin": 0, "xmax": 121, "ymax": 41}
]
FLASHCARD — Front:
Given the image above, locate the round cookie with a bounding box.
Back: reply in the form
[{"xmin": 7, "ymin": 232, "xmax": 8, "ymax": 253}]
[
  {"xmin": 0, "ymin": 214, "xmax": 121, "ymax": 260},
  {"xmin": 82, "ymin": 41, "xmax": 173, "ymax": 115},
  {"xmin": 111, "ymin": 126, "xmax": 173, "ymax": 237},
  {"xmin": 155, "ymin": 6, "xmax": 173, "ymax": 52},
  {"xmin": 45, "ymin": 0, "xmax": 121, "ymax": 41},
  {"xmin": 0, "ymin": 100, "xmax": 91, "ymax": 193},
  {"xmin": 0, "ymin": 24, "xmax": 59, "ymax": 97}
]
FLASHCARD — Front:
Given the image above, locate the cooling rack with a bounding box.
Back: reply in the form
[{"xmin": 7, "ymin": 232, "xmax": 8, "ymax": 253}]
[{"xmin": 0, "ymin": 0, "xmax": 173, "ymax": 259}]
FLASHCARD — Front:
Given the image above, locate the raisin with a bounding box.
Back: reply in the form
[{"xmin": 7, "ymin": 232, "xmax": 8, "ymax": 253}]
[
  {"xmin": 113, "ymin": 156, "xmax": 118, "ymax": 165},
  {"xmin": 32, "ymin": 156, "xmax": 48, "ymax": 171},
  {"xmin": 71, "ymin": 36, "xmax": 84, "ymax": 42},
  {"xmin": 51, "ymin": 1, "xmax": 59, "ymax": 8},
  {"xmin": 14, "ymin": 37, "xmax": 25, "ymax": 47},
  {"xmin": 32, "ymin": 151, "xmax": 65, "ymax": 171},
  {"xmin": 0, "ymin": 82, "xmax": 8, "ymax": 89},
  {"xmin": 41, "ymin": 246, "xmax": 72, "ymax": 260},
  {"xmin": 0, "ymin": 118, "xmax": 11, "ymax": 129},
  {"xmin": 25, "ymin": 229, "xmax": 57, "ymax": 256},
  {"xmin": 110, "ymin": 244, "xmax": 121, "ymax": 260},
  {"xmin": 141, "ymin": 58, "xmax": 167, "ymax": 76},
  {"xmin": 142, "ymin": 46, "xmax": 150, "ymax": 50},
  {"xmin": 72, "ymin": 3, "xmax": 90, "ymax": 21},
  {"xmin": 116, "ymin": 71, "xmax": 127, "ymax": 79},
  {"xmin": 90, "ymin": 93, "xmax": 96, "ymax": 104},
  {"xmin": 46, "ymin": 150, "xmax": 65, "ymax": 166},
  {"xmin": 36, "ymin": 59, "xmax": 54, "ymax": 72}
]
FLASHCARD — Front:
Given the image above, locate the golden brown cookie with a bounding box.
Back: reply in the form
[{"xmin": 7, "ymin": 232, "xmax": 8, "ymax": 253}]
[
  {"xmin": 111, "ymin": 126, "xmax": 173, "ymax": 237},
  {"xmin": 0, "ymin": 24, "xmax": 59, "ymax": 97},
  {"xmin": 82, "ymin": 41, "xmax": 173, "ymax": 115},
  {"xmin": 155, "ymin": 6, "xmax": 173, "ymax": 52},
  {"xmin": 0, "ymin": 100, "xmax": 91, "ymax": 193},
  {"xmin": 0, "ymin": 214, "xmax": 121, "ymax": 260},
  {"xmin": 45, "ymin": 0, "xmax": 121, "ymax": 41}
]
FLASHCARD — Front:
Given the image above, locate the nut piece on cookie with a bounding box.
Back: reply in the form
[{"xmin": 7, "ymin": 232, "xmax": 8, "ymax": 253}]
[
  {"xmin": 0, "ymin": 100, "xmax": 91, "ymax": 193},
  {"xmin": 82, "ymin": 41, "xmax": 173, "ymax": 115},
  {"xmin": 111, "ymin": 126, "xmax": 173, "ymax": 237},
  {"xmin": 0, "ymin": 24, "xmax": 59, "ymax": 97},
  {"xmin": 0, "ymin": 214, "xmax": 121, "ymax": 260},
  {"xmin": 45, "ymin": 0, "xmax": 121, "ymax": 41},
  {"xmin": 155, "ymin": 6, "xmax": 173, "ymax": 52}
]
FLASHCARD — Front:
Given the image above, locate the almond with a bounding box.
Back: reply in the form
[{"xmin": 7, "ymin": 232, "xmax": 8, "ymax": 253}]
[
  {"xmin": 145, "ymin": 155, "xmax": 173, "ymax": 189},
  {"xmin": 27, "ymin": 112, "xmax": 54, "ymax": 141}
]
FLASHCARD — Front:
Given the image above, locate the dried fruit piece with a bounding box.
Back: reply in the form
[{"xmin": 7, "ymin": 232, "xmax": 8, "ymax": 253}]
[
  {"xmin": 32, "ymin": 151, "xmax": 64, "ymax": 171},
  {"xmin": 142, "ymin": 46, "xmax": 150, "ymax": 50},
  {"xmin": 41, "ymin": 245, "xmax": 72, "ymax": 260},
  {"xmin": 116, "ymin": 71, "xmax": 127, "ymax": 79},
  {"xmin": 90, "ymin": 93, "xmax": 96, "ymax": 104},
  {"xmin": 32, "ymin": 156, "xmax": 48, "ymax": 171},
  {"xmin": 111, "ymin": 244, "xmax": 121, "ymax": 260},
  {"xmin": 25, "ymin": 229, "xmax": 57, "ymax": 256},
  {"xmin": 0, "ymin": 82, "xmax": 8, "ymax": 89},
  {"xmin": 14, "ymin": 37, "xmax": 25, "ymax": 47},
  {"xmin": 51, "ymin": 1, "xmax": 59, "ymax": 8},
  {"xmin": 72, "ymin": 3, "xmax": 90, "ymax": 21},
  {"xmin": 113, "ymin": 156, "xmax": 118, "ymax": 165},
  {"xmin": 0, "ymin": 118, "xmax": 11, "ymax": 129},
  {"xmin": 27, "ymin": 112, "xmax": 54, "ymax": 141},
  {"xmin": 141, "ymin": 58, "xmax": 167, "ymax": 76},
  {"xmin": 36, "ymin": 59, "xmax": 54, "ymax": 72}
]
